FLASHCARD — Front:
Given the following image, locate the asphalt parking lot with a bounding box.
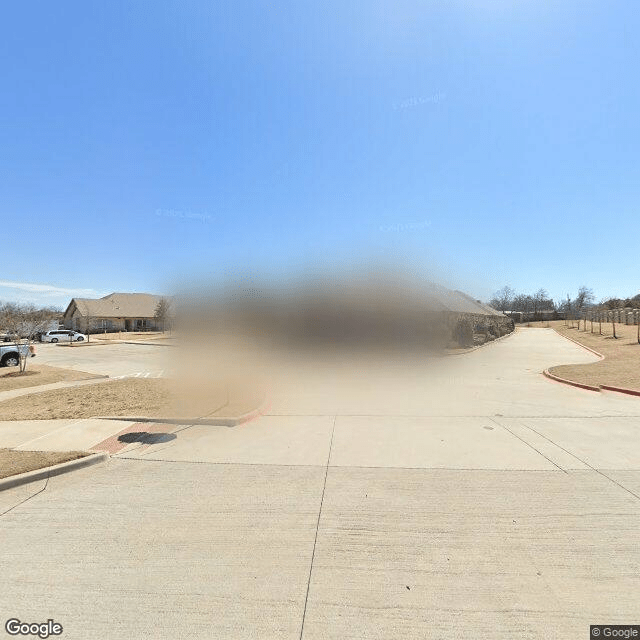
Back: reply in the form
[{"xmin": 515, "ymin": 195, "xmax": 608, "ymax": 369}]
[{"xmin": 1, "ymin": 328, "xmax": 639, "ymax": 639}]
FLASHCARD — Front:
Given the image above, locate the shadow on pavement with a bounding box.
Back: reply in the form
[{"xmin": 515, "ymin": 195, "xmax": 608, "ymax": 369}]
[{"xmin": 117, "ymin": 432, "xmax": 177, "ymax": 445}]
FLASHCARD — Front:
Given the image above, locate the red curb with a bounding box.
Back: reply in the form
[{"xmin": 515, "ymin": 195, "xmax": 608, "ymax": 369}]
[
  {"xmin": 543, "ymin": 370, "xmax": 640, "ymax": 398},
  {"xmin": 237, "ymin": 399, "xmax": 272, "ymax": 425},
  {"xmin": 600, "ymin": 384, "xmax": 640, "ymax": 397},
  {"xmin": 542, "ymin": 369, "xmax": 600, "ymax": 392}
]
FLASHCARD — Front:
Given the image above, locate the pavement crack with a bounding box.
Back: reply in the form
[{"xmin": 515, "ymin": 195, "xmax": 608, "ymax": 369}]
[
  {"xmin": 519, "ymin": 421, "xmax": 640, "ymax": 503},
  {"xmin": 299, "ymin": 414, "xmax": 336, "ymax": 640},
  {"xmin": 490, "ymin": 417, "xmax": 567, "ymax": 473},
  {"xmin": 0, "ymin": 474, "xmax": 50, "ymax": 518}
]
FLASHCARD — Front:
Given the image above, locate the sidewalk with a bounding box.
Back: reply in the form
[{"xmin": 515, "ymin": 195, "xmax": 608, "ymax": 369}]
[
  {"xmin": 0, "ymin": 418, "xmax": 136, "ymax": 452},
  {"xmin": 0, "ymin": 376, "xmax": 111, "ymax": 403}
]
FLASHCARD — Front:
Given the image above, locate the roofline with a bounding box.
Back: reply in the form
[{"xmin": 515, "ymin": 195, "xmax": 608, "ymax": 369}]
[{"xmin": 62, "ymin": 298, "xmax": 77, "ymax": 318}]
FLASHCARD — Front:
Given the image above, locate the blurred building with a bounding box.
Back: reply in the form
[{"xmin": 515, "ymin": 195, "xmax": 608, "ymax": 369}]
[{"xmin": 62, "ymin": 292, "xmax": 167, "ymax": 333}]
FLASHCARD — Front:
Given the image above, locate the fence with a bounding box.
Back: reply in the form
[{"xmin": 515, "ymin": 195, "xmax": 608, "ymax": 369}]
[
  {"xmin": 567, "ymin": 308, "xmax": 640, "ymax": 340},
  {"xmin": 581, "ymin": 308, "xmax": 640, "ymax": 325}
]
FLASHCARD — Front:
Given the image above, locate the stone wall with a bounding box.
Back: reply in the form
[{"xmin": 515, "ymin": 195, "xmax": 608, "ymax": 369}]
[{"xmin": 449, "ymin": 313, "xmax": 514, "ymax": 348}]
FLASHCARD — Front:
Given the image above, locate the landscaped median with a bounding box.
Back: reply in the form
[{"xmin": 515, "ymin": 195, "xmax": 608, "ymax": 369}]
[
  {"xmin": 538, "ymin": 320, "xmax": 640, "ymax": 396},
  {"xmin": 0, "ymin": 376, "xmax": 265, "ymax": 423}
]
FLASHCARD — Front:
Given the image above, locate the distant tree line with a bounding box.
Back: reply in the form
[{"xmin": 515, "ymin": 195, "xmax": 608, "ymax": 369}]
[
  {"xmin": 489, "ymin": 285, "xmax": 640, "ymax": 322},
  {"xmin": 488, "ymin": 286, "xmax": 557, "ymax": 316},
  {"xmin": 488, "ymin": 286, "xmax": 599, "ymax": 321},
  {"xmin": 0, "ymin": 302, "xmax": 62, "ymax": 337},
  {"xmin": 599, "ymin": 293, "xmax": 640, "ymax": 309}
]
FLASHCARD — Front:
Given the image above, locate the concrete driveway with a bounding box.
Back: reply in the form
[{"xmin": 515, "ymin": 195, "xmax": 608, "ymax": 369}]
[{"xmin": 1, "ymin": 328, "xmax": 639, "ymax": 639}]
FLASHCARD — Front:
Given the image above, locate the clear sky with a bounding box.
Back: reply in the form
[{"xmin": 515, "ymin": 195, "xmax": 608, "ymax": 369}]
[{"xmin": 1, "ymin": 0, "xmax": 638, "ymax": 309}]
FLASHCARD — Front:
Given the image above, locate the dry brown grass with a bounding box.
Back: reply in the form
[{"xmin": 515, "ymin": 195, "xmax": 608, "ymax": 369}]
[
  {"xmin": 0, "ymin": 364, "xmax": 101, "ymax": 392},
  {"xmin": 92, "ymin": 332, "xmax": 171, "ymax": 342},
  {"xmin": 531, "ymin": 320, "xmax": 640, "ymax": 391},
  {"xmin": 56, "ymin": 341, "xmax": 109, "ymax": 348},
  {"xmin": 0, "ymin": 449, "xmax": 88, "ymax": 479},
  {"xmin": 0, "ymin": 377, "xmax": 262, "ymax": 421}
]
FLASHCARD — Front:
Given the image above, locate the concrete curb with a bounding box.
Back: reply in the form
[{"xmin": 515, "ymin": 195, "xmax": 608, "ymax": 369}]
[
  {"xmin": 96, "ymin": 405, "xmax": 266, "ymax": 427},
  {"xmin": 55, "ymin": 342, "xmax": 108, "ymax": 348},
  {"xmin": 0, "ymin": 452, "xmax": 108, "ymax": 492},
  {"xmin": 551, "ymin": 329, "xmax": 605, "ymax": 359},
  {"xmin": 121, "ymin": 341, "xmax": 176, "ymax": 347}
]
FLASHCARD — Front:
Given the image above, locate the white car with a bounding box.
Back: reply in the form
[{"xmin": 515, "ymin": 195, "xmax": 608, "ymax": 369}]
[{"xmin": 41, "ymin": 330, "xmax": 87, "ymax": 343}]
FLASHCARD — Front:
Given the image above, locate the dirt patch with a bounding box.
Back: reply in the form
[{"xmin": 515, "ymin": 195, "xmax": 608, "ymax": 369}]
[
  {"xmin": 531, "ymin": 320, "xmax": 640, "ymax": 392},
  {"xmin": 0, "ymin": 378, "xmax": 262, "ymax": 420},
  {"xmin": 0, "ymin": 364, "xmax": 101, "ymax": 392},
  {"xmin": 0, "ymin": 449, "xmax": 88, "ymax": 479}
]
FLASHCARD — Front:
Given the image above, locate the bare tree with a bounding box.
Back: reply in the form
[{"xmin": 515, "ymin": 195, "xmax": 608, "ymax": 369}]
[
  {"xmin": 511, "ymin": 294, "xmax": 528, "ymax": 313},
  {"xmin": 0, "ymin": 302, "xmax": 60, "ymax": 372},
  {"xmin": 533, "ymin": 289, "xmax": 545, "ymax": 317},
  {"xmin": 564, "ymin": 294, "xmax": 573, "ymax": 327},
  {"xmin": 154, "ymin": 298, "xmax": 171, "ymax": 333},
  {"xmin": 489, "ymin": 286, "xmax": 515, "ymax": 313},
  {"xmin": 574, "ymin": 286, "xmax": 595, "ymax": 314},
  {"xmin": 598, "ymin": 309, "xmax": 602, "ymax": 335},
  {"xmin": 565, "ymin": 286, "xmax": 593, "ymax": 330}
]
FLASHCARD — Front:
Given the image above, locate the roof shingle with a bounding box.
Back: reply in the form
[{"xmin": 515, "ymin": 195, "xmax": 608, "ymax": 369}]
[{"xmin": 68, "ymin": 293, "xmax": 164, "ymax": 318}]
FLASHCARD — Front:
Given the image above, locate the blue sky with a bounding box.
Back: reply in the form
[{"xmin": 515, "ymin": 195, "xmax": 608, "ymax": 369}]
[{"xmin": 1, "ymin": 0, "xmax": 638, "ymax": 308}]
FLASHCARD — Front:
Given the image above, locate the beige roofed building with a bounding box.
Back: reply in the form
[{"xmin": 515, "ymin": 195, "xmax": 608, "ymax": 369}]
[{"xmin": 62, "ymin": 293, "xmax": 166, "ymax": 333}]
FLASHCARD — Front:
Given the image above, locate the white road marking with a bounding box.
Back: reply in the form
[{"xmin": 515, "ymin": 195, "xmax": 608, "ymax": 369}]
[{"xmin": 110, "ymin": 370, "xmax": 165, "ymax": 380}]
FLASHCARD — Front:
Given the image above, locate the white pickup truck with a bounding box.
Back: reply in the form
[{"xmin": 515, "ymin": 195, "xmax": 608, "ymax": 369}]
[{"xmin": 0, "ymin": 343, "xmax": 36, "ymax": 367}]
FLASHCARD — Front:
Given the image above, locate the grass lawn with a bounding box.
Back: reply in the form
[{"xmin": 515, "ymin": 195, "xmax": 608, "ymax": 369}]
[
  {"xmin": 531, "ymin": 320, "xmax": 640, "ymax": 392},
  {"xmin": 0, "ymin": 448, "xmax": 88, "ymax": 479},
  {"xmin": 0, "ymin": 377, "xmax": 261, "ymax": 420},
  {"xmin": 0, "ymin": 364, "xmax": 101, "ymax": 392},
  {"xmin": 92, "ymin": 332, "xmax": 172, "ymax": 342}
]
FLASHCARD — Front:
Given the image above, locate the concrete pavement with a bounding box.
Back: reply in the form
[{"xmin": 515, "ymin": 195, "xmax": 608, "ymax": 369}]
[
  {"xmin": 1, "ymin": 328, "xmax": 639, "ymax": 639},
  {"xmin": 0, "ymin": 418, "xmax": 135, "ymax": 452},
  {"xmin": 33, "ymin": 341, "xmax": 169, "ymax": 378}
]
